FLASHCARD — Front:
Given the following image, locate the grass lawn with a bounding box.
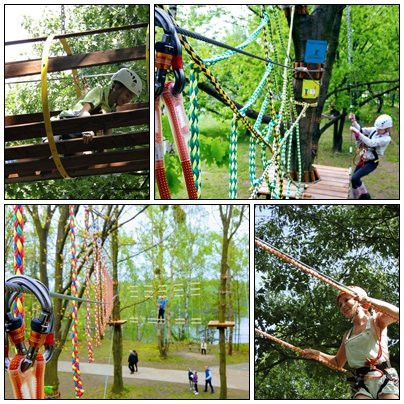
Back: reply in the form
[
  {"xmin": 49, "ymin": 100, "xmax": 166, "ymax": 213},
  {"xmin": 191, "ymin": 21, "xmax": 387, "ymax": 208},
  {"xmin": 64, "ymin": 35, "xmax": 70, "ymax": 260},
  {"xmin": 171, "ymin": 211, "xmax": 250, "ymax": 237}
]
[
  {"xmin": 5, "ymin": 341, "xmax": 249, "ymax": 399},
  {"xmin": 57, "ymin": 339, "xmax": 249, "ymax": 370},
  {"xmin": 5, "ymin": 373, "xmax": 248, "ymax": 400},
  {"xmin": 156, "ymin": 104, "xmax": 399, "ymax": 199}
]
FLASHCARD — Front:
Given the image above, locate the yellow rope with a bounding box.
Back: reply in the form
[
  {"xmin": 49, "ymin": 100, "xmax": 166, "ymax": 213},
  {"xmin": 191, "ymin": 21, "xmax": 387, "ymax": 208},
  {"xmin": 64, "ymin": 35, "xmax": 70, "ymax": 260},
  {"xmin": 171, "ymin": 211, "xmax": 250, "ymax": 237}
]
[
  {"xmin": 41, "ymin": 34, "xmax": 70, "ymax": 178},
  {"xmin": 59, "ymin": 38, "xmax": 82, "ymax": 98}
]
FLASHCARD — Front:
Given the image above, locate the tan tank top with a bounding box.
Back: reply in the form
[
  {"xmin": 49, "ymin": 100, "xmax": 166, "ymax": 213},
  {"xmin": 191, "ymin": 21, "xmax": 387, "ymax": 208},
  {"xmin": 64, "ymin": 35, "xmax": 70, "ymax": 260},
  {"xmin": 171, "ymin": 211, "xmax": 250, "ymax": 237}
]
[{"xmin": 344, "ymin": 315, "xmax": 389, "ymax": 368}]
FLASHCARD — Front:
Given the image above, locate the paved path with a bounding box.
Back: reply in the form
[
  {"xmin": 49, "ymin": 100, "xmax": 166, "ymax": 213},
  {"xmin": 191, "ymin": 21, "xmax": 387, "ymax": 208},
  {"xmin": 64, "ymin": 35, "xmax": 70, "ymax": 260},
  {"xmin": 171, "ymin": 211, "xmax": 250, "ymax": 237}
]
[{"xmin": 58, "ymin": 361, "xmax": 249, "ymax": 391}]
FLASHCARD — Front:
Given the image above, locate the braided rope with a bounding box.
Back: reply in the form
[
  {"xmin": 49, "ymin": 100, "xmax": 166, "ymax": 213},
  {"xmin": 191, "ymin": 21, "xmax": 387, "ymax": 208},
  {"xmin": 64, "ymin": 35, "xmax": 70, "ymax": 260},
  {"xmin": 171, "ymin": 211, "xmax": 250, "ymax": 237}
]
[
  {"xmin": 249, "ymin": 102, "xmax": 309, "ymax": 198},
  {"xmin": 69, "ymin": 205, "xmax": 84, "ymax": 398},
  {"xmin": 83, "ymin": 207, "xmax": 94, "ymax": 363},
  {"xmin": 248, "ymin": 93, "xmax": 270, "ymax": 187},
  {"xmin": 203, "ymin": 13, "xmax": 269, "ymax": 66},
  {"xmin": 256, "ymin": 239, "xmax": 399, "ymax": 321},
  {"xmin": 177, "ymin": 31, "xmax": 272, "ymax": 150},
  {"xmin": 255, "ymin": 238, "xmax": 352, "ymax": 293},
  {"xmin": 228, "ymin": 116, "xmax": 238, "ymax": 199},
  {"xmin": 92, "ymin": 229, "xmax": 102, "ymax": 347},
  {"xmin": 188, "ymin": 63, "xmax": 202, "ymax": 197},
  {"xmin": 13, "ymin": 205, "xmax": 25, "ymax": 320},
  {"xmin": 255, "ymin": 328, "xmax": 347, "ymax": 373}
]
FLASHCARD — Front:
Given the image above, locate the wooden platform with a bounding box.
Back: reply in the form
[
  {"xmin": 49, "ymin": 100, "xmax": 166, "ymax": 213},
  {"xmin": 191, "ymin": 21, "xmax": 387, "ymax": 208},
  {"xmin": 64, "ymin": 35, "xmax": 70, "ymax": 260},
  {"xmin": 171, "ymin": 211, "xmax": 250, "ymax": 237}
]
[
  {"xmin": 208, "ymin": 321, "xmax": 235, "ymax": 329},
  {"xmin": 107, "ymin": 320, "xmax": 127, "ymax": 326},
  {"xmin": 257, "ymin": 164, "xmax": 350, "ymax": 200}
]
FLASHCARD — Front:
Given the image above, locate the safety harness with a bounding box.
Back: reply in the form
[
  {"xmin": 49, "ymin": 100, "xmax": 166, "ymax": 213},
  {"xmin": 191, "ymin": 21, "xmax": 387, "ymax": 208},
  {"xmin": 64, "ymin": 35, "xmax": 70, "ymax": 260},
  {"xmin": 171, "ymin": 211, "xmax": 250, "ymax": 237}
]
[
  {"xmin": 347, "ymin": 316, "xmax": 397, "ymax": 399},
  {"xmin": 347, "ymin": 361, "xmax": 396, "ymax": 399},
  {"xmin": 357, "ymin": 129, "xmax": 379, "ymax": 167}
]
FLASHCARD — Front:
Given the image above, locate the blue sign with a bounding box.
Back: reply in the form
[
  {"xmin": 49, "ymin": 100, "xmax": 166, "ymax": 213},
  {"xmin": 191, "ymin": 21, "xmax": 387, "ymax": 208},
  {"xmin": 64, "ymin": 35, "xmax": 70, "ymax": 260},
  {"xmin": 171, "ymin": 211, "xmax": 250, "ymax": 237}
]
[{"xmin": 304, "ymin": 40, "xmax": 328, "ymax": 64}]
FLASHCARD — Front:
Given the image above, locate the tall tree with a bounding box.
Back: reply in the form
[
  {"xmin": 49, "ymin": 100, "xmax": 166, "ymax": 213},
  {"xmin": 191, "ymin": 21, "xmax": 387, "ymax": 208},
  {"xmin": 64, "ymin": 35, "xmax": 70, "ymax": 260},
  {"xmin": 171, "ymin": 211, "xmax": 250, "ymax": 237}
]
[{"xmin": 218, "ymin": 205, "xmax": 247, "ymax": 399}]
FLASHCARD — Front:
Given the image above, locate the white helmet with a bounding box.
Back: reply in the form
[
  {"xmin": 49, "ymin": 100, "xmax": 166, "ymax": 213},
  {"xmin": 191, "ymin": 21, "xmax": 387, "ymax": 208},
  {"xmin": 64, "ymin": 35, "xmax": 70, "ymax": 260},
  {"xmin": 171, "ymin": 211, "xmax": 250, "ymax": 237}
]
[
  {"xmin": 112, "ymin": 68, "xmax": 142, "ymax": 97},
  {"xmin": 374, "ymin": 114, "xmax": 393, "ymax": 129}
]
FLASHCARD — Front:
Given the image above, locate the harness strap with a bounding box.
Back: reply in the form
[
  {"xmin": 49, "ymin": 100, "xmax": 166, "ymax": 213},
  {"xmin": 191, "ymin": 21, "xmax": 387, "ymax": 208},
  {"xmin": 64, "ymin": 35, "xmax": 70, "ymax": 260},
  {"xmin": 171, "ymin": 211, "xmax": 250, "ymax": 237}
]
[{"xmin": 349, "ymin": 362, "xmax": 396, "ymax": 399}]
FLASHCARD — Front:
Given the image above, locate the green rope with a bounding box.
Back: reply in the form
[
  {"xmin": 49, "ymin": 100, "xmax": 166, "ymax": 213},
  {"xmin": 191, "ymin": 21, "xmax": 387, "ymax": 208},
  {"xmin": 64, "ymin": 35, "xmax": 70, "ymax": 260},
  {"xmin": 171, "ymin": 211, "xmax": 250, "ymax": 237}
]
[
  {"xmin": 188, "ymin": 63, "xmax": 202, "ymax": 198},
  {"xmin": 203, "ymin": 13, "xmax": 269, "ymax": 66},
  {"xmin": 228, "ymin": 116, "xmax": 238, "ymax": 199}
]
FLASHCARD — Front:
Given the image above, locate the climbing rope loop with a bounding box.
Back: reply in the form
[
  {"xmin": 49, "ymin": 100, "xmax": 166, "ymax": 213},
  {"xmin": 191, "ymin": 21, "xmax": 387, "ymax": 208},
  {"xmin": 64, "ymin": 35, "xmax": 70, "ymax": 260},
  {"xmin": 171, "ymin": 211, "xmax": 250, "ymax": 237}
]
[
  {"xmin": 162, "ymin": 81, "xmax": 198, "ymax": 199},
  {"xmin": 155, "ymin": 96, "xmax": 171, "ymax": 199}
]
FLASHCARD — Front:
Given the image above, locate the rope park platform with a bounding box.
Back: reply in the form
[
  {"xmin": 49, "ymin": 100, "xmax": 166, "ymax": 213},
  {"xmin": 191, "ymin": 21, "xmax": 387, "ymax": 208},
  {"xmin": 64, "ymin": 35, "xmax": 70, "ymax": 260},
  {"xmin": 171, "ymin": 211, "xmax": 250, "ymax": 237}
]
[
  {"xmin": 257, "ymin": 164, "xmax": 350, "ymax": 199},
  {"xmin": 5, "ymin": 23, "xmax": 150, "ymax": 184}
]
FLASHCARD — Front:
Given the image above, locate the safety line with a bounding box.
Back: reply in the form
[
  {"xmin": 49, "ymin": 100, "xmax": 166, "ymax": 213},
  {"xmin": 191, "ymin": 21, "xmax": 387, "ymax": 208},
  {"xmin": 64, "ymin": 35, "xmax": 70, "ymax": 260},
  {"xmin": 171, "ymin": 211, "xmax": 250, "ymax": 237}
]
[{"xmin": 255, "ymin": 328, "xmax": 347, "ymax": 373}]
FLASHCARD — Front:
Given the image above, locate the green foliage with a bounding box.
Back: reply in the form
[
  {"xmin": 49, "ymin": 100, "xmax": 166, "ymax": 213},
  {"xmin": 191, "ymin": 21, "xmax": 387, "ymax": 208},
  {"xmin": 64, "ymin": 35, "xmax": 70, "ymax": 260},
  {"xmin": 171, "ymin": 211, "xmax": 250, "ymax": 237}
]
[
  {"xmin": 255, "ymin": 205, "xmax": 399, "ymax": 399},
  {"xmin": 6, "ymin": 174, "xmax": 149, "ymax": 199}
]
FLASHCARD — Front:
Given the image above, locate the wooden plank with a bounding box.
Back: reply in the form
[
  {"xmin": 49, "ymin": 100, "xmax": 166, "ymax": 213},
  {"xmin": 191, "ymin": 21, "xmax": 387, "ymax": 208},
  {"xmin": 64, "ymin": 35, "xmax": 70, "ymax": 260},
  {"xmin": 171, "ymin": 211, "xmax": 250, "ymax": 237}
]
[
  {"xmin": 5, "ymin": 102, "xmax": 149, "ymax": 126},
  {"xmin": 5, "ymin": 107, "xmax": 149, "ymax": 141},
  {"xmin": 208, "ymin": 321, "xmax": 235, "ymax": 328},
  {"xmin": 5, "ymin": 149, "xmax": 149, "ymax": 177},
  {"xmin": 5, "ymin": 23, "xmax": 148, "ymax": 46},
  {"xmin": 257, "ymin": 164, "xmax": 350, "ymax": 200},
  {"xmin": 5, "ymin": 132, "xmax": 149, "ymax": 160},
  {"xmin": 5, "ymin": 46, "xmax": 145, "ymax": 78}
]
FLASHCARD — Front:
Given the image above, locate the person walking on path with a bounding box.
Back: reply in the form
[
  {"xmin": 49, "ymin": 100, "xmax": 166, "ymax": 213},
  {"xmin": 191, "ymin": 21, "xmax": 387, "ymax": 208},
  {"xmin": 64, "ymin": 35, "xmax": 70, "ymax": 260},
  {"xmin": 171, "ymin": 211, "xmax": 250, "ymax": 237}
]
[
  {"xmin": 201, "ymin": 340, "xmax": 207, "ymax": 355},
  {"xmin": 204, "ymin": 365, "xmax": 214, "ymax": 393},
  {"xmin": 188, "ymin": 368, "xmax": 194, "ymax": 391},
  {"xmin": 128, "ymin": 349, "xmax": 138, "ymax": 374}
]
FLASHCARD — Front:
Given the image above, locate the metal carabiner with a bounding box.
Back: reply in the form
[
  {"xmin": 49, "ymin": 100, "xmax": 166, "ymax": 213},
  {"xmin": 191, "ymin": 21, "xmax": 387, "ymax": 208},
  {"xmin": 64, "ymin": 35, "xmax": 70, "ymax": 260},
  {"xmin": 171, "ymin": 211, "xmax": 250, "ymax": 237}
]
[
  {"xmin": 5, "ymin": 275, "xmax": 54, "ymax": 372},
  {"xmin": 155, "ymin": 7, "xmax": 185, "ymax": 97}
]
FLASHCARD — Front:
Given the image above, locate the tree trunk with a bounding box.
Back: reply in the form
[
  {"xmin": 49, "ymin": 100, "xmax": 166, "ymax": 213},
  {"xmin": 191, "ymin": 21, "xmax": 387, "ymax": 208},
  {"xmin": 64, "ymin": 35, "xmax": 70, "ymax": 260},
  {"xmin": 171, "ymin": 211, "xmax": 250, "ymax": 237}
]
[
  {"xmin": 289, "ymin": 6, "xmax": 346, "ymax": 177},
  {"xmin": 227, "ymin": 264, "xmax": 234, "ymax": 356},
  {"xmin": 111, "ymin": 209, "xmax": 124, "ymax": 394},
  {"xmin": 157, "ymin": 207, "xmax": 169, "ymax": 358}
]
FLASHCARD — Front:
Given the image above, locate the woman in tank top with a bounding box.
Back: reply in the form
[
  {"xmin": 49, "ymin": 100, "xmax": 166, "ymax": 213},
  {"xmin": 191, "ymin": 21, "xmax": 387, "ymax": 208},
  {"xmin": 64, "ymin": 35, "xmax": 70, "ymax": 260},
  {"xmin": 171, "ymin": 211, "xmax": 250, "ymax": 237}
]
[{"xmin": 302, "ymin": 286, "xmax": 399, "ymax": 399}]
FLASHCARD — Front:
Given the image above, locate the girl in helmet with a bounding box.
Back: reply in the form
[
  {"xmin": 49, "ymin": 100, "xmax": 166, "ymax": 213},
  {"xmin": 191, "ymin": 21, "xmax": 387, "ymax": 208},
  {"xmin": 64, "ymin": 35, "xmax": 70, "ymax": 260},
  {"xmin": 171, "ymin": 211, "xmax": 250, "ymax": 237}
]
[
  {"xmin": 302, "ymin": 286, "xmax": 399, "ymax": 399},
  {"xmin": 53, "ymin": 67, "xmax": 142, "ymax": 144},
  {"xmin": 349, "ymin": 113, "xmax": 393, "ymax": 199}
]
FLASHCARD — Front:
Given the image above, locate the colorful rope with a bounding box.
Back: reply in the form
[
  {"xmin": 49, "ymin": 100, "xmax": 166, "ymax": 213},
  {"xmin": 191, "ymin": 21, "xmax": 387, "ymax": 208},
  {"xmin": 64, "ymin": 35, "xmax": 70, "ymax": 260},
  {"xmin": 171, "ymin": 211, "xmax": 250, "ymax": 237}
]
[
  {"xmin": 188, "ymin": 63, "xmax": 202, "ymax": 197},
  {"xmin": 228, "ymin": 116, "xmax": 238, "ymax": 199},
  {"xmin": 13, "ymin": 205, "xmax": 25, "ymax": 320},
  {"xmin": 69, "ymin": 205, "xmax": 84, "ymax": 398},
  {"xmin": 83, "ymin": 207, "xmax": 94, "ymax": 363},
  {"xmin": 255, "ymin": 328, "xmax": 347, "ymax": 373},
  {"xmin": 92, "ymin": 228, "xmax": 102, "ymax": 347}
]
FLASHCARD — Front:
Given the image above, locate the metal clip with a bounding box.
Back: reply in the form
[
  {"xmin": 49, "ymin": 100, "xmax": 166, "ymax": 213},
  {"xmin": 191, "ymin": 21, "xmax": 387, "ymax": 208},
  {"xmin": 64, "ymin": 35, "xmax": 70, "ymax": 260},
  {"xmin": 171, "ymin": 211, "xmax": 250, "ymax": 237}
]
[
  {"xmin": 5, "ymin": 275, "xmax": 54, "ymax": 372},
  {"xmin": 155, "ymin": 8, "xmax": 185, "ymax": 98}
]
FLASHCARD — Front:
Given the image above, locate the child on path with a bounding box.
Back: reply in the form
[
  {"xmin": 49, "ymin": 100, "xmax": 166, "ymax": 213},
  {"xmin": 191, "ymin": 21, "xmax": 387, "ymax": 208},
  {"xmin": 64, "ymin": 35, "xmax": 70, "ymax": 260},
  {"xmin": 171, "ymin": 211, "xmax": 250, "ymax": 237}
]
[{"xmin": 193, "ymin": 371, "xmax": 199, "ymax": 395}]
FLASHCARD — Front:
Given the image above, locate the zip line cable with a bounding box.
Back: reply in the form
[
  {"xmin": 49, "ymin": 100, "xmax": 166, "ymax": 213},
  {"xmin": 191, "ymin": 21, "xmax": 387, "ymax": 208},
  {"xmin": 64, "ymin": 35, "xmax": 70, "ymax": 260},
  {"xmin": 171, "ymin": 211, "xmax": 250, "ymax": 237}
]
[{"xmin": 5, "ymin": 281, "xmax": 106, "ymax": 305}]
